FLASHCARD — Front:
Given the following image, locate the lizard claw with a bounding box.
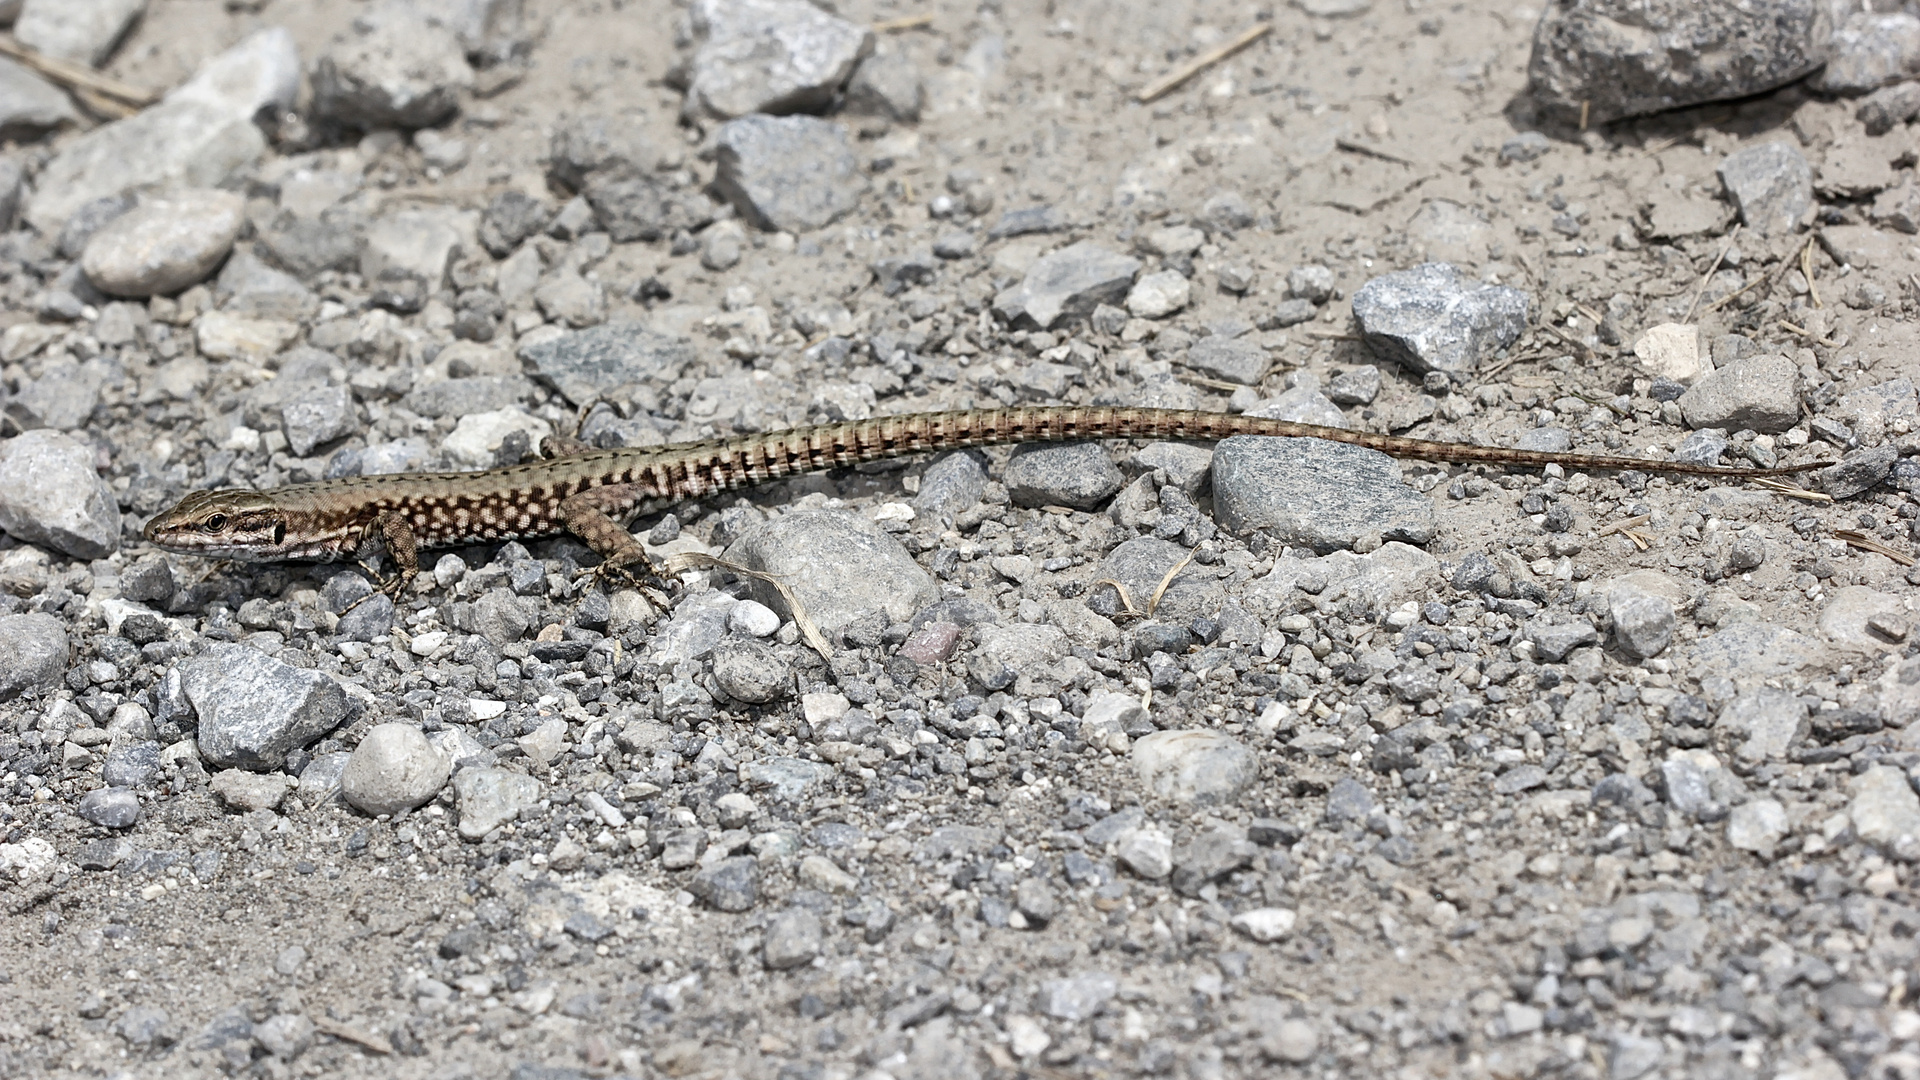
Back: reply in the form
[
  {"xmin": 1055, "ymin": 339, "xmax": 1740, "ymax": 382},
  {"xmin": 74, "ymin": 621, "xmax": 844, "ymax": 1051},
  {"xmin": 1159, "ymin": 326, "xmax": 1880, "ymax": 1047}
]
[{"xmin": 341, "ymin": 560, "xmax": 412, "ymax": 613}]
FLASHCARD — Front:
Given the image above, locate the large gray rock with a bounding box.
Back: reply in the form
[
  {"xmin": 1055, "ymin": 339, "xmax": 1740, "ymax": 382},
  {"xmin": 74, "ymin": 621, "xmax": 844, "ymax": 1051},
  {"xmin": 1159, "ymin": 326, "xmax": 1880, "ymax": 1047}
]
[
  {"xmin": 1851, "ymin": 765, "xmax": 1920, "ymax": 847},
  {"xmin": 0, "ymin": 430, "xmax": 120, "ymax": 558},
  {"xmin": 685, "ymin": 0, "xmax": 872, "ymax": 120},
  {"xmin": 15, "ymin": 0, "xmax": 144, "ymax": 67},
  {"xmin": 81, "ymin": 190, "xmax": 246, "ymax": 297},
  {"xmin": 711, "ymin": 115, "xmax": 864, "ymax": 233},
  {"xmin": 1813, "ymin": 12, "xmax": 1920, "ymax": 95},
  {"xmin": 1717, "ymin": 143, "xmax": 1811, "ymax": 237},
  {"xmin": 310, "ymin": 3, "xmax": 474, "ymax": 129},
  {"xmin": 0, "ymin": 613, "xmax": 67, "ymax": 702},
  {"xmin": 1003, "ymin": 443, "xmax": 1124, "ymax": 510},
  {"xmin": 992, "ymin": 242, "xmax": 1141, "ymax": 331},
  {"xmin": 517, "ymin": 320, "xmax": 696, "ymax": 412},
  {"xmin": 1212, "ymin": 436, "xmax": 1435, "ymax": 552},
  {"xmin": 724, "ymin": 510, "xmax": 940, "ymax": 636},
  {"xmin": 1526, "ymin": 0, "xmax": 1830, "ymax": 126},
  {"xmin": 1677, "ymin": 354, "xmax": 1800, "ymax": 433},
  {"xmin": 1350, "ymin": 262, "xmax": 1528, "ymax": 377},
  {"xmin": 182, "ymin": 644, "xmax": 354, "ymax": 771},
  {"xmin": 27, "ymin": 29, "xmax": 300, "ymax": 233}
]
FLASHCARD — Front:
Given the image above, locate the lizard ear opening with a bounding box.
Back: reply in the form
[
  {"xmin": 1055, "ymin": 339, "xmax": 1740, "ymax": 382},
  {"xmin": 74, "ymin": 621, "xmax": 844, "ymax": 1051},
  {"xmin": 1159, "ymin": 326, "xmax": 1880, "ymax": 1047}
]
[{"xmin": 273, "ymin": 522, "xmax": 286, "ymax": 545}]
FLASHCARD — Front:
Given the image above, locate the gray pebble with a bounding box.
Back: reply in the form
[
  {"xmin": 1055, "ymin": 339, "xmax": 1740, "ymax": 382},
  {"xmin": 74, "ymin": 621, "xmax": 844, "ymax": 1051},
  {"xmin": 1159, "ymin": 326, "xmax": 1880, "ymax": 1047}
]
[
  {"xmin": 77, "ymin": 786, "xmax": 140, "ymax": 829},
  {"xmin": 992, "ymin": 241, "xmax": 1141, "ymax": 331},
  {"xmin": 686, "ymin": 0, "xmax": 872, "ymax": 119},
  {"xmin": 1716, "ymin": 142, "xmax": 1811, "ymax": 236},
  {"xmin": 1003, "ymin": 442, "xmax": 1124, "ymax": 510},
  {"xmin": 310, "ymin": 6, "xmax": 471, "ymax": 129},
  {"xmin": 0, "ymin": 430, "xmax": 121, "ymax": 558},
  {"xmin": 762, "ymin": 907, "xmax": 823, "ymax": 969},
  {"xmin": 1131, "ymin": 730, "xmax": 1256, "ymax": 805},
  {"xmin": 452, "ymin": 767, "xmax": 542, "ymax": 840},
  {"xmin": 182, "ymin": 644, "xmax": 352, "ymax": 771},
  {"xmin": 1038, "ymin": 972, "xmax": 1118, "ymax": 1021},
  {"xmin": 1677, "ymin": 355, "xmax": 1800, "ymax": 432},
  {"xmin": 691, "ymin": 855, "xmax": 761, "ymax": 912},
  {"xmin": 711, "ymin": 115, "xmax": 865, "ymax": 233},
  {"xmin": 81, "ymin": 190, "xmax": 245, "ymax": 297},
  {"xmin": 342, "ymin": 724, "xmax": 451, "ymax": 817},
  {"xmin": 1351, "ymin": 262, "xmax": 1528, "ymax": 377},
  {"xmin": 0, "ymin": 612, "xmax": 69, "ymax": 702},
  {"xmin": 1212, "ymin": 436, "xmax": 1435, "ymax": 552},
  {"xmin": 725, "ymin": 509, "xmax": 938, "ymax": 637},
  {"xmin": 711, "ymin": 639, "xmax": 791, "ymax": 704}
]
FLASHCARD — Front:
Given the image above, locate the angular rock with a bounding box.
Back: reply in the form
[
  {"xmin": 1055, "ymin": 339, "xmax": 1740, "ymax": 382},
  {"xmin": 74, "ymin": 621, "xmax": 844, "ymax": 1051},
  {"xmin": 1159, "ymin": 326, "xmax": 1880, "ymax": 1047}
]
[
  {"xmin": 182, "ymin": 643, "xmax": 353, "ymax": 771},
  {"xmin": 685, "ymin": 0, "xmax": 872, "ymax": 120},
  {"xmin": 844, "ymin": 47, "xmax": 924, "ymax": 122},
  {"xmin": 1212, "ymin": 436, "xmax": 1435, "ymax": 552},
  {"xmin": 1350, "ymin": 262, "xmax": 1528, "ymax": 377},
  {"xmin": 1526, "ymin": 0, "xmax": 1830, "ymax": 126},
  {"xmin": 1183, "ymin": 337, "xmax": 1270, "ymax": 385},
  {"xmin": 1726, "ymin": 798, "xmax": 1788, "ymax": 856},
  {"xmin": 0, "ymin": 429, "xmax": 120, "ymax": 558},
  {"xmin": 518, "ymin": 320, "xmax": 696, "ymax": 412},
  {"xmin": 1002, "ymin": 442, "xmax": 1124, "ymax": 510},
  {"xmin": 724, "ymin": 510, "xmax": 939, "ymax": 637},
  {"xmin": 1814, "ymin": 12, "xmax": 1920, "ymax": 95},
  {"xmin": 690, "ymin": 855, "xmax": 760, "ymax": 912},
  {"xmin": 1716, "ymin": 689, "xmax": 1809, "ymax": 765},
  {"xmin": 711, "ymin": 115, "xmax": 864, "ymax": 233},
  {"xmin": 0, "ymin": 56, "xmax": 78, "ymax": 142},
  {"xmin": 1677, "ymin": 354, "xmax": 1800, "ymax": 433},
  {"xmin": 1717, "ymin": 143, "xmax": 1812, "ymax": 236},
  {"xmin": 992, "ymin": 242, "xmax": 1142, "ymax": 331},
  {"xmin": 584, "ymin": 174, "xmax": 717, "ymax": 244},
  {"xmin": 27, "ymin": 29, "xmax": 301, "ymax": 233},
  {"xmin": 0, "ymin": 612, "xmax": 67, "ymax": 702},
  {"xmin": 1851, "ymin": 765, "xmax": 1920, "ymax": 847},
  {"xmin": 1814, "ymin": 446, "xmax": 1897, "ymax": 500},
  {"xmin": 310, "ymin": 4, "xmax": 474, "ymax": 129},
  {"xmin": 452, "ymin": 766, "xmax": 542, "ymax": 840}
]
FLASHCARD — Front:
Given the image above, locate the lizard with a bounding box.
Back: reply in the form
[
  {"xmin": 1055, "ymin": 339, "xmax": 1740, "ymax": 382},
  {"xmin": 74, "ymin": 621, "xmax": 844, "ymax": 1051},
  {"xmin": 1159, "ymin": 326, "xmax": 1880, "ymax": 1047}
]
[{"xmin": 144, "ymin": 404, "xmax": 1831, "ymax": 605}]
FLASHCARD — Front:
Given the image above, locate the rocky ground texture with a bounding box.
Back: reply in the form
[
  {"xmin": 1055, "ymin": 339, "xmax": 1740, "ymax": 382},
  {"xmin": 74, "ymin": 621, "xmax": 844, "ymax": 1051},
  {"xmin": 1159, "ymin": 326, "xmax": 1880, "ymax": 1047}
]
[{"xmin": 6, "ymin": 0, "xmax": 1920, "ymax": 1078}]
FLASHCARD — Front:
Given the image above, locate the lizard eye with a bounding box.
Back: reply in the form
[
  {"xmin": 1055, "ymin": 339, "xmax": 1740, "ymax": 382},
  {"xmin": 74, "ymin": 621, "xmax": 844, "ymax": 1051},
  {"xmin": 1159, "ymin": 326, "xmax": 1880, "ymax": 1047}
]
[{"xmin": 203, "ymin": 514, "xmax": 228, "ymax": 532}]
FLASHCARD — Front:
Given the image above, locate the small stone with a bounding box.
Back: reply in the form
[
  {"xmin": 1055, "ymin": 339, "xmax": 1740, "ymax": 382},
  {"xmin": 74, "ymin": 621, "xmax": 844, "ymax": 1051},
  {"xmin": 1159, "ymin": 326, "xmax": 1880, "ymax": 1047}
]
[
  {"xmin": 1003, "ymin": 442, "xmax": 1125, "ymax": 510},
  {"xmin": 281, "ymin": 385, "xmax": 357, "ymax": 457},
  {"xmin": 518, "ymin": 320, "xmax": 696, "ymax": 413},
  {"xmin": 1230, "ymin": 907, "xmax": 1298, "ymax": 943},
  {"xmin": 76, "ymin": 787, "xmax": 140, "ymax": 829},
  {"xmin": 1, "ymin": 430, "xmax": 120, "ymax": 559},
  {"xmin": 1125, "ymin": 269, "xmax": 1190, "ymax": 319},
  {"xmin": 112, "ymin": 1006, "xmax": 172, "ymax": 1049},
  {"xmin": 452, "ymin": 767, "xmax": 543, "ymax": 840},
  {"xmin": 1006, "ymin": 1014, "xmax": 1051, "ymax": 1059},
  {"xmin": 690, "ymin": 855, "xmax": 760, "ymax": 911},
  {"xmin": 1350, "ymin": 262, "xmax": 1528, "ymax": 377},
  {"xmin": 1608, "ymin": 1033, "xmax": 1666, "ymax": 1080},
  {"xmin": 710, "ymin": 642, "xmax": 789, "ymax": 703},
  {"xmin": 1265, "ymin": 1017, "xmax": 1319, "ymax": 1063},
  {"xmin": 1814, "ymin": 12, "xmax": 1920, "ymax": 95},
  {"xmin": 1183, "ymin": 337, "xmax": 1270, "ymax": 384},
  {"xmin": 1114, "ymin": 827, "xmax": 1173, "ymax": 879},
  {"xmin": 1324, "ymin": 777, "xmax": 1377, "ymax": 823},
  {"xmin": 1608, "ymin": 574, "xmax": 1679, "ymax": 660},
  {"xmin": 685, "ymin": 0, "xmax": 872, "ymax": 120},
  {"xmin": 763, "ymin": 907, "xmax": 823, "ymax": 969},
  {"xmin": 1325, "ymin": 365, "xmax": 1381, "ymax": 405},
  {"xmin": 711, "ymin": 115, "xmax": 864, "ymax": 233},
  {"xmin": 1815, "ymin": 446, "xmax": 1899, "ymax": 500},
  {"xmin": 1038, "ymin": 972, "xmax": 1118, "ymax": 1022},
  {"xmin": 1726, "ymin": 798, "xmax": 1788, "ymax": 856},
  {"xmin": 1716, "ymin": 689, "xmax": 1809, "ymax": 764},
  {"xmin": 16, "ymin": 0, "xmax": 144, "ymax": 65},
  {"xmin": 341, "ymin": 724, "xmax": 451, "ymax": 817},
  {"xmin": 81, "ymin": 190, "xmax": 245, "ymax": 297},
  {"xmin": 724, "ymin": 510, "xmax": 938, "ymax": 638},
  {"xmin": 0, "ymin": 612, "xmax": 68, "ymax": 702},
  {"xmin": 1717, "ymin": 143, "xmax": 1812, "ymax": 236},
  {"xmin": 1288, "ymin": 264, "xmax": 1336, "ymax": 303},
  {"xmin": 1130, "ymin": 730, "xmax": 1257, "ymax": 805},
  {"xmin": 1524, "ymin": 617, "xmax": 1600, "ymax": 663},
  {"xmin": 210, "ymin": 769, "xmax": 291, "ymax": 812},
  {"xmin": 992, "ymin": 241, "xmax": 1142, "ymax": 330},
  {"xmin": 1677, "ymin": 354, "xmax": 1800, "ymax": 433},
  {"xmin": 310, "ymin": 5, "xmax": 473, "ymax": 129},
  {"xmin": 844, "ymin": 46, "xmax": 924, "ymax": 121},
  {"xmin": 1851, "ymin": 765, "xmax": 1920, "ymax": 847},
  {"xmin": 181, "ymin": 644, "xmax": 352, "ymax": 771},
  {"xmin": 1213, "ymin": 436, "xmax": 1435, "ymax": 553},
  {"xmin": 798, "ymin": 853, "xmax": 859, "ymax": 893},
  {"xmin": 1631, "ymin": 323, "xmax": 1708, "ymax": 385},
  {"xmin": 252, "ymin": 1013, "xmax": 315, "ymax": 1059}
]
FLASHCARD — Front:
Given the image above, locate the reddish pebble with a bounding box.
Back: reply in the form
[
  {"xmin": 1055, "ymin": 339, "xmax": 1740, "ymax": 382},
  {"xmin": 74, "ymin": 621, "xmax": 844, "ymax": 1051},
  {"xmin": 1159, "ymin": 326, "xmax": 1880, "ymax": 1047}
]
[{"xmin": 899, "ymin": 621, "xmax": 962, "ymax": 663}]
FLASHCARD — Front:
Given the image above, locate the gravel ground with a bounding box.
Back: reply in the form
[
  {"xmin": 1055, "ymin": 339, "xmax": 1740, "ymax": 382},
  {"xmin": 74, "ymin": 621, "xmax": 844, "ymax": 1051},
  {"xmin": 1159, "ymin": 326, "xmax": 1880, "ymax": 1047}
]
[{"xmin": 4, "ymin": 1, "xmax": 1920, "ymax": 1079}]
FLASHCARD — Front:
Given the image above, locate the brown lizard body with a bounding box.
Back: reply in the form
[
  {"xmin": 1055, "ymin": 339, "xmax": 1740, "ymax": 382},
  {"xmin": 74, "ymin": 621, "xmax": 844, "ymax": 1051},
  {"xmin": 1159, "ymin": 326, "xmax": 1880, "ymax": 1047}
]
[{"xmin": 143, "ymin": 405, "xmax": 1826, "ymax": 595}]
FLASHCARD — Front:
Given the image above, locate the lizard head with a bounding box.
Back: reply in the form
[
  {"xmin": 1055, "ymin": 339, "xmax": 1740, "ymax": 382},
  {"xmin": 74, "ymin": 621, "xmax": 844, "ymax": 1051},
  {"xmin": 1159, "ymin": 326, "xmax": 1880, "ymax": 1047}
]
[{"xmin": 143, "ymin": 489, "xmax": 298, "ymax": 562}]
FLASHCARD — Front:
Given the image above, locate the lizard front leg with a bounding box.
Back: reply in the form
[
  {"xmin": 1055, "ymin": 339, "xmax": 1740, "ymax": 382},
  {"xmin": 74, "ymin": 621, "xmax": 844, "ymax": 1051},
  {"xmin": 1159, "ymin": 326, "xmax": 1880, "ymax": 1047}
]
[
  {"xmin": 558, "ymin": 485, "xmax": 670, "ymax": 599},
  {"xmin": 343, "ymin": 511, "xmax": 422, "ymax": 612}
]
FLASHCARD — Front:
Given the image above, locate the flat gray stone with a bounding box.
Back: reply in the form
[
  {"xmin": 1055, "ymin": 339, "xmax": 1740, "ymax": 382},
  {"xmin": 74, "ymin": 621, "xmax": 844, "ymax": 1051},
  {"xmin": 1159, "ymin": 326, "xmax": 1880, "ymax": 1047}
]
[
  {"xmin": 0, "ymin": 429, "xmax": 120, "ymax": 558},
  {"xmin": 1716, "ymin": 689, "xmax": 1809, "ymax": 764},
  {"xmin": 1717, "ymin": 143, "xmax": 1812, "ymax": 236},
  {"xmin": 685, "ymin": 0, "xmax": 872, "ymax": 120},
  {"xmin": 1688, "ymin": 621, "xmax": 1825, "ymax": 682},
  {"xmin": 1090, "ymin": 536, "xmax": 1223, "ymax": 624},
  {"xmin": 690, "ymin": 855, "xmax": 760, "ymax": 912},
  {"xmin": 453, "ymin": 766, "xmax": 542, "ymax": 840},
  {"xmin": 1526, "ymin": 0, "xmax": 1829, "ymax": 125},
  {"xmin": 26, "ymin": 29, "xmax": 300, "ymax": 233},
  {"xmin": 724, "ymin": 510, "xmax": 939, "ymax": 636},
  {"xmin": 182, "ymin": 643, "xmax": 353, "ymax": 771},
  {"xmin": 993, "ymin": 241, "xmax": 1141, "ymax": 331},
  {"xmin": 711, "ymin": 114, "xmax": 864, "ymax": 233},
  {"xmin": 1677, "ymin": 354, "xmax": 1801, "ymax": 433},
  {"xmin": 1247, "ymin": 385, "xmax": 1346, "ymax": 428},
  {"xmin": 0, "ymin": 613, "xmax": 67, "ymax": 702},
  {"xmin": 1350, "ymin": 262, "xmax": 1528, "ymax": 377},
  {"xmin": 518, "ymin": 320, "xmax": 696, "ymax": 412},
  {"xmin": 1815, "ymin": 446, "xmax": 1898, "ymax": 499},
  {"xmin": 1039, "ymin": 972, "xmax": 1118, "ymax": 1022},
  {"xmin": 359, "ymin": 207, "xmax": 478, "ymax": 309},
  {"xmin": 210, "ymin": 768, "xmax": 291, "ymax": 813},
  {"xmin": 76, "ymin": 786, "xmax": 140, "ymax": 829},
  {"xmin": 762, "ymin": 907, "xmax": 823, "ymax": 969},
  {"xmin": 1003, "ymin": 442, "xmax": 1124, "ymax": 510},
  {"xmin": 1183, "ymin": 337, "xmax": 1270, "ymax": 384},
  {"xmin": 1726, "ymin": 798, "xmax": 1788, "ymax": 856},
  {"xmin": 1131, "ymin": 730, "xmax": 1257, "ymax": 805},
  {"xmin": 1524, "ymin": 617, "xmax": 1599, "ymax": 662},
  {"xmin": 1212, "ymin": 436, "xmax": 1435, "ymax": 552},
  {"xmin": 844, "ymin": 47, "xmax": 923, "ymax": 122}
]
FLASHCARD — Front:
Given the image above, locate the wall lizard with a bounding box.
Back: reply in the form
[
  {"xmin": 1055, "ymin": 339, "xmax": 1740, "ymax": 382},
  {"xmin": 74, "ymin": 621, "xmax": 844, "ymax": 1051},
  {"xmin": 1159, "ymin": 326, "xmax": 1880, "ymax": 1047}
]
[{"xmin": 143, "ymin": 405, "xmax": 1828, "ymax": 600}]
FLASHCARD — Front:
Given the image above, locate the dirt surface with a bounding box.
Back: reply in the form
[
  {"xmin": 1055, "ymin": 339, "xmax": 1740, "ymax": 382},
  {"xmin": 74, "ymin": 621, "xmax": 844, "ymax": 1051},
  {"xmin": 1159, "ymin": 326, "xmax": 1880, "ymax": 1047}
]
[{"xmin": 3, "ymin": 1, "xmax": 1920, "ymax": 1079}]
